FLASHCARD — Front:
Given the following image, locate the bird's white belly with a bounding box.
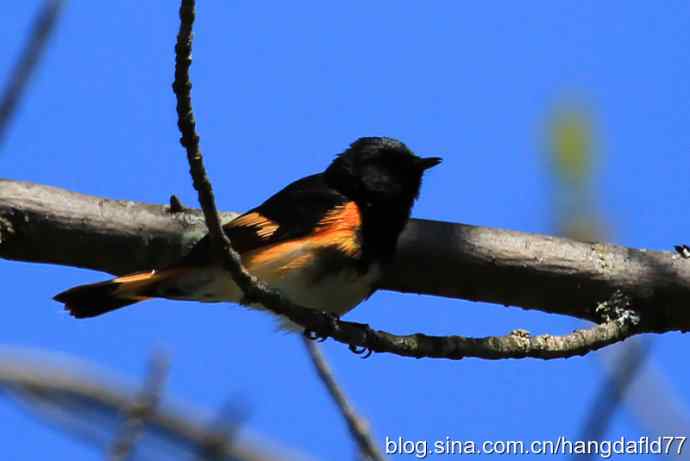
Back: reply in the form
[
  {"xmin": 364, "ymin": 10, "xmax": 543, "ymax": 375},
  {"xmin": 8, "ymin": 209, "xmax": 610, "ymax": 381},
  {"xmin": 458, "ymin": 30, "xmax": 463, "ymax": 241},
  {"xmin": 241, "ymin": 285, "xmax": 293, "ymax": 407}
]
[
  {"xmin": 161, "ymin": 245, "xmax": 380, "ymax": 322},
  {"xmin": 266, "ymin": 265, "xmax": 379, "ymax": 317}
]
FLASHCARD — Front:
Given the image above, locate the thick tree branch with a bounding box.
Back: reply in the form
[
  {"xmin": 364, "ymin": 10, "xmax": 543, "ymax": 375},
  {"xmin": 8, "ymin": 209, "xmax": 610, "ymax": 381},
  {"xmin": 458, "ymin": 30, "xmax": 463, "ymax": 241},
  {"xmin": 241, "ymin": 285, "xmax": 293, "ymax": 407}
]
[
  {"xmin": 0, "ymin": 179, "xmax": 672, "ymax": 359},
  {"xmin": 0, "ymin": 184, "xmax": 649, "ymax": 360},
  {"xmin": 2, "ymin": 178, "xmax": 688, "ymax": 338}
]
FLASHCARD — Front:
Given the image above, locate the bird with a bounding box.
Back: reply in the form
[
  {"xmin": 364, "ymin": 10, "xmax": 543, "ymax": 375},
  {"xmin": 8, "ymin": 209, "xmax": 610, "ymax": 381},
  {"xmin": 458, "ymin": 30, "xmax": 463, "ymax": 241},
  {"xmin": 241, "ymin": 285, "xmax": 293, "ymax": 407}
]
[{"xmin": 53, "ymin": 137, "xmax": 441, "ymax": 325}]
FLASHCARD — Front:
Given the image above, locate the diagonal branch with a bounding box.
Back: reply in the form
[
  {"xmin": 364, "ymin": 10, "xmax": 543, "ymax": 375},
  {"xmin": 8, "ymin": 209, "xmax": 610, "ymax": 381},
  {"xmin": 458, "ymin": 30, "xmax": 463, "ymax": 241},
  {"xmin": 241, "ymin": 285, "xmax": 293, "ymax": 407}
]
[
  {"xmin": 172, "ymin": 0, "xmax": 227, "ymax": 259},
  {"xmin": 303, "ymin": 339, "xmax": 386, "ymax": 461},
  {"xmin": 0, "ymin": 0, "xmax": 63, "ymax": 143},
  {"xmin": 171, "ymin": 0, "xmax": 335, "ymax": 334},
  {"xmin": 573, "ymin": 339, "xmax": 651, "ymax": 461}
]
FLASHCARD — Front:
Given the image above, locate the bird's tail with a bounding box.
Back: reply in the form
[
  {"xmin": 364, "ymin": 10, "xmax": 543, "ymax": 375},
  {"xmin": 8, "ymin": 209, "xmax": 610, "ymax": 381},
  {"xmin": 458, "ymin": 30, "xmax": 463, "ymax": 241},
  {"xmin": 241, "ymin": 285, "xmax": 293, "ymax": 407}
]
[{"xmin": 54, "ymin": 270, "xmax": 178, "ymax": 318}]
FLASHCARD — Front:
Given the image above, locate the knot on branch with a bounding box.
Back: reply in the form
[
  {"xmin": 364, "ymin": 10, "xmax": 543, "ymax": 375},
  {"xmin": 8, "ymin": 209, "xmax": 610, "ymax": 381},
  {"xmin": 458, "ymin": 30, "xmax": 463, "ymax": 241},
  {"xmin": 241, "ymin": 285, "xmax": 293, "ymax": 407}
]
[
  {"xmin": 594, "ymin": 290, "xmax": 640, "ymax": 327},
  {"xmin": 510, "ymin": 328, "xmax": 531, "ymax": 338},
  {"xmin": 674, "ymin": 244, "xmax": 690, "ymax": 259},
  {"xmin": 168, "ymin": 195, "xmax": 186, "ymax": 214},
  {"xmin": 0, "ymin": 216, "xmax": 15, "ymax": 245}
]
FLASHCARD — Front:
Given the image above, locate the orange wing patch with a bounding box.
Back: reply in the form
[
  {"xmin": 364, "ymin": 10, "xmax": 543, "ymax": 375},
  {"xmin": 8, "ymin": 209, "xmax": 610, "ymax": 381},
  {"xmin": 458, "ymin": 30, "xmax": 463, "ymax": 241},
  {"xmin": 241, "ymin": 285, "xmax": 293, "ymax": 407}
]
[
  {"xmin": 312, "ymin": 201, "xmax": 362, "ymax": 256},
  {"xmin": 245, "ymin": 240, "xmax": 308, "ymax": 267},
  {"xmin": 113, "ymin": 270, "xmax": 156, "ymax": 284},
  {"xmin": 243, "ymin": 239, "xmax": 316, "ymax": 278},
  {"xmin": 229, "ymin": 212, "xmax": 279, "ymax": 239},
  {"xmin": 243, "ymin": 201, "xmax": 362, "ymax": 276}
]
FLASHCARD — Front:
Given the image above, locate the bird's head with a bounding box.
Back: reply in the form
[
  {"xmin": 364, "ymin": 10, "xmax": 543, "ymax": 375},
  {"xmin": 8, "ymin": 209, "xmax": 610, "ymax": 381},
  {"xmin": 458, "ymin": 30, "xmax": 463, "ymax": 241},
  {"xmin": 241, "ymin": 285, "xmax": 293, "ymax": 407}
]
[{"xmin": 324, "ymin": 137, "xmax": 441, "ymax": 209}]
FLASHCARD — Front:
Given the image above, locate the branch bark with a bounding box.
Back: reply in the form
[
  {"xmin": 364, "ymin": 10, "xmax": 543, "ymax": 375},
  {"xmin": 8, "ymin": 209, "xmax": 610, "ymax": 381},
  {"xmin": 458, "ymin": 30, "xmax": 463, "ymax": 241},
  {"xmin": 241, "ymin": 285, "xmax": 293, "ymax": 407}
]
[{"xmin": 1, "ymin": 178, "xmax": 688, "ymax": 336}]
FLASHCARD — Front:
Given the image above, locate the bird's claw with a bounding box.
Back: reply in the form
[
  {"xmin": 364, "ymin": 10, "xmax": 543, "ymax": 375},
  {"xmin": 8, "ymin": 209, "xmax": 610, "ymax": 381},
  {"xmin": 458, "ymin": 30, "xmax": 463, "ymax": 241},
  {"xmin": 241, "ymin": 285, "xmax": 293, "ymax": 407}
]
[
  {"xmin": 239, "ymin": 294, "xmax": 259, "ymax": 306},
  {"xmin": 675, "ymin": 244, "xmax": 690, "ymax": 259},
  {"xmin": 304, "ymin": 329, "xmax": 328, "ymax": 342},
  {"xmin": 303, "ymin": 312, "xmax": 340, "ymax": 342},
  {"xmin": 349, "ymin": 343, "xmax": 373, "ymax": 359},
  {"xmin": 347, "ymin": 322, "xmax": 376, "ymax": 359}
]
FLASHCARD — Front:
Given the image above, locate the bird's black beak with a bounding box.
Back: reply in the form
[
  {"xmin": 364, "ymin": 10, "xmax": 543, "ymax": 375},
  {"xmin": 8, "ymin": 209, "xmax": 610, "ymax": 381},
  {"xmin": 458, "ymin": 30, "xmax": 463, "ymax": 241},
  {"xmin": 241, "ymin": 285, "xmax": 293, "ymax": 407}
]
[{"xmin": 417, "ymin": 156, "xmax": 442, "ymax": 170}]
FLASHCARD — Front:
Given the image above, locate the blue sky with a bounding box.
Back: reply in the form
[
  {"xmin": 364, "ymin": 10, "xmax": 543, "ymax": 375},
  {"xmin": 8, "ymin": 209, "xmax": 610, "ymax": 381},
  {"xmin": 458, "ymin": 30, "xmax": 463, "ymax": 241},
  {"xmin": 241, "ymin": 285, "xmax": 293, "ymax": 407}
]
[{"xmin": 2, "ymin": 2, "xmax": 689, "ymax": 459}]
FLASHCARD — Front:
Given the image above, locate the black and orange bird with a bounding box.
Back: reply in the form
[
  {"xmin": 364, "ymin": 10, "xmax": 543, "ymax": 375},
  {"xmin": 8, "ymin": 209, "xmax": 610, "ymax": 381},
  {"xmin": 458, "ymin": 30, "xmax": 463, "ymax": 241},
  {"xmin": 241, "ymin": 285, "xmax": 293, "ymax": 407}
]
[{"xmin": 54, "ymin": 137, "xmax": 441, "ymax": 324}]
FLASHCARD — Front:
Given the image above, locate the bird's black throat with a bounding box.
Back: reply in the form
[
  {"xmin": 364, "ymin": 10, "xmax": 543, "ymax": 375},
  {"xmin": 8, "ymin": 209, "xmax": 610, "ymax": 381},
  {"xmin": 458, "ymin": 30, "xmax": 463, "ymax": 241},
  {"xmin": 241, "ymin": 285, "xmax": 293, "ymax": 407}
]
[{"xmin": 356, "ymin": 198, "xmax": 413, "ymax": 267}]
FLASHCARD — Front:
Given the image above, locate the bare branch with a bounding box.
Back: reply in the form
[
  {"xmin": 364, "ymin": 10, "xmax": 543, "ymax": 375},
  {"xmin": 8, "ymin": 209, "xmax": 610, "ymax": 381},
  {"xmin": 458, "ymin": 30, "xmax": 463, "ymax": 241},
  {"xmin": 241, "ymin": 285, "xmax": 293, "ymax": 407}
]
[
  {"xmin": 172, "ymin": 0, "xmax": 228, "ymax": 260},
  {"xmin": 170, "ymin": 0, "xmax": 347, "ymax": 353},
  {"xmin": 303, "ymin": 339, "xmax": 386, "ymax": 461},
  {"xmin": 0, "ymin": 179, "xmax": 237, "ymax": 274},
  {"xmin": 171, "ymin": 0, "xmax": 332, "ymax": 325},
  {"xmin": 349, "ymin": 293, "xmax": 640, "ymax": 360},
  {"xmin": 0, "ymin": 0, "xmax": 63, "ymax": 143},
  {"xmin": 0, "ymin": 349, "xmax": 303, "ymax": 461},
  {"xmin": 108, "ymin": 353, "xmax": 168, "ymax": 461}
]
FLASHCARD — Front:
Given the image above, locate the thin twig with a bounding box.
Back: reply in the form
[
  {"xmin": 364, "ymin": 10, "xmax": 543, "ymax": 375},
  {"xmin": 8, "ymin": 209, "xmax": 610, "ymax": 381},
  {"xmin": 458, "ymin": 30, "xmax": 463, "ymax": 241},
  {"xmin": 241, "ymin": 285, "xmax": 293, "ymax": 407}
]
[
  {"xmin": 172, "ymin": 0, "xmax": 300, "ymax": 312},
  {"xmin": 303, "ymin": 339, "xmax": 386, "ymax": 461},
  {"xmin": 171, "ymin": 0, "xmax": 362, "ymax": 349},
  {"xmin": 108, "ymin": 353, "xmax": 168, "ymax": 461},
  {"xmin": 0, "ymin": 0, "xmax": 63, "ymax": 143},
  {"xmin": 195, "ymin": 400, "xmax": 247, "ymax": 461},
  {"xmin": 601, "ymin": 347, "xmax": 690, "ymax": 451},
  {"xmin": 573, "ymin": 339, "xmax": 651, "ymax": 461},
  {"xmin": 170, "ymin": 0, "xmax": 643, "ymax": 361}
]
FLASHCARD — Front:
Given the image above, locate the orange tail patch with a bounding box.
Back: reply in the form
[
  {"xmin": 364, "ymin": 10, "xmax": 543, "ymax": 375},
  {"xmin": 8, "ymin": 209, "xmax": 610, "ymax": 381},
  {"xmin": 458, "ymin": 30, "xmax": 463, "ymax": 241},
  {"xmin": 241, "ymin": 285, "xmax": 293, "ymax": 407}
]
[{"xmin": 54, "ymin": 269, "xmax": 177, "ymax": 318}]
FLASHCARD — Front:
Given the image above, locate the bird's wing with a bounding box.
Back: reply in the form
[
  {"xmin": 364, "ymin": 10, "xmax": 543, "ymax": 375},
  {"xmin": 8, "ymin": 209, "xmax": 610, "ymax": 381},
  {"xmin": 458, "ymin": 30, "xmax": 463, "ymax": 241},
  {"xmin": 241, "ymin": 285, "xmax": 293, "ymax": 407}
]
[{"xmin": 181, "ymin": 173, "xmax": 355, "ymax": 265}]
